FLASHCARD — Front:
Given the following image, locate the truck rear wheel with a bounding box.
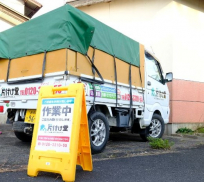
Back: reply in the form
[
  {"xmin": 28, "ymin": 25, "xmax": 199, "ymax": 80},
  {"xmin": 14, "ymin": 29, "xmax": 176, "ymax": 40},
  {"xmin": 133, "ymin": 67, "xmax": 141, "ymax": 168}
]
[
  {"xmin": 89, "ymin": 111, "xmax": 109, "ymax": 154},
  {"xmin": 140, "ymin": 114, "xmax": 164, "ymax": 141},
  {"xmin": 14, "ymin": 131, "xmax": 32, "ymax": 142}
]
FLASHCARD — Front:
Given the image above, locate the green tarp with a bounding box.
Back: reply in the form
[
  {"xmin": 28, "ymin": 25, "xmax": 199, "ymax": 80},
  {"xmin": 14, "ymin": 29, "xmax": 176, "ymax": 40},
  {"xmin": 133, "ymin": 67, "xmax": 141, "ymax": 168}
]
[{"xmin": 0, "ymin": 4, "xmax": 140, "ymax": 67}]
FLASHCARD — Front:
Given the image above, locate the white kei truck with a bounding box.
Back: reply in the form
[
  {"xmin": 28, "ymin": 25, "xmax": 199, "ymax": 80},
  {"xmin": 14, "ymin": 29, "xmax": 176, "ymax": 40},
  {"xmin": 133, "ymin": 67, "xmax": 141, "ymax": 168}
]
[{"xmin": 0, "ymin": 5, "xmax": 173, "ymax": 154}]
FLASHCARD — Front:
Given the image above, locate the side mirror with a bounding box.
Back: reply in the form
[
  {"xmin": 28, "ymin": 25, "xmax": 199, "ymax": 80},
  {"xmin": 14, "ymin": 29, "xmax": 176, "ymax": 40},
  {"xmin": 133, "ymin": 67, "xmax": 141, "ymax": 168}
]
[{"xmin": 164, "ymin": 72, "xmax": 173, "ymax": 83}]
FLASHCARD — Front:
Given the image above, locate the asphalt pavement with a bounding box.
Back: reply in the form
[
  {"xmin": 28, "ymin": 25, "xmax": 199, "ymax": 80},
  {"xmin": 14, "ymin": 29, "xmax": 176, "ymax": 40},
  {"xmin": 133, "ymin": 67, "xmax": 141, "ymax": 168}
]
[{"xmin": 1, "ymin": 124, "xmax": 204, "ymax": 182}]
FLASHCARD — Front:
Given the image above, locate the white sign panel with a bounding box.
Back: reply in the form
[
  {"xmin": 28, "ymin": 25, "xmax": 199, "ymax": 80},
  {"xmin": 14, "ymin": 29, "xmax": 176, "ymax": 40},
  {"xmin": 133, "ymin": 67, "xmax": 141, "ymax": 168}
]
[{"xmin": 35, "ymin": 98, "xmax": 75, "ymax": 153}]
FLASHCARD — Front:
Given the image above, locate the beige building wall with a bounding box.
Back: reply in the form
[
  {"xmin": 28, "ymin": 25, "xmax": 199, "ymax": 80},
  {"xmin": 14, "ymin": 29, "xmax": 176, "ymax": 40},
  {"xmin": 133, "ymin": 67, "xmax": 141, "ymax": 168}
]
[
  {"xmin": 77, "ymin": 0, "xmax": 204, "ymax": 133},
  {"xmin": 78, "ymin": 0, "xmax": 174, "ymax": 73},
  {"xmin": 78, "ymin": 0, "xmax": 204, "ymax": 76}
]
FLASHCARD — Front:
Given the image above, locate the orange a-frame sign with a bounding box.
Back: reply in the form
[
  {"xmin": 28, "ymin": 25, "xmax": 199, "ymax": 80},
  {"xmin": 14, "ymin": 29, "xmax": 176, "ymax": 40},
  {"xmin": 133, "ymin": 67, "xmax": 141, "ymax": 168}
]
[{"xmin": 27, "ymin": 83, "xmax": 93, "ymax": 182}]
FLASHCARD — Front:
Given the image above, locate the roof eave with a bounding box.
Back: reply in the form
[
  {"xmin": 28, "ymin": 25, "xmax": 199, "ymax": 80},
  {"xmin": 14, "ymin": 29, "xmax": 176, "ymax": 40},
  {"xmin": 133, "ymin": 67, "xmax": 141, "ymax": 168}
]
[
  {"xmin": 67, "ymin": 0, "xmax": 112, "ymax": 8},
  {"xmin": 0, "ymin": 2, "xmax": 29, "ymax": 25}
]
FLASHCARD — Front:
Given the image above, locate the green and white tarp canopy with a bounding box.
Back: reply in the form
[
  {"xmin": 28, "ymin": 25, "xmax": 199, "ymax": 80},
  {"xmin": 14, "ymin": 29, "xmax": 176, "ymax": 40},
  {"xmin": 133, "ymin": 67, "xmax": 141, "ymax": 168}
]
[{"xmin": 0, "ymin": 4, "xmax": 140, "ymax": 67}]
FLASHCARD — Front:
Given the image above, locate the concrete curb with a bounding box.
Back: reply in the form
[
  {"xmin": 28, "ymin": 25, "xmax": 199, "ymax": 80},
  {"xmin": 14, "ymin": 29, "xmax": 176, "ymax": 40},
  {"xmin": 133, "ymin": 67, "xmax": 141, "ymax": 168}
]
[
  {"xmin": 171, "ymin": 134, "xmax": 183, "ymax": 137},
  {"xmin": 183, "ymin": 135, "xmax": 198, "ymax": 139},
  {"xmin": 171, "ymin": 134, "xmax": 198, "ymax": 139},
  {"xmin": 196, "ymin": 133, "xmax": 204, "ymax": 137}
]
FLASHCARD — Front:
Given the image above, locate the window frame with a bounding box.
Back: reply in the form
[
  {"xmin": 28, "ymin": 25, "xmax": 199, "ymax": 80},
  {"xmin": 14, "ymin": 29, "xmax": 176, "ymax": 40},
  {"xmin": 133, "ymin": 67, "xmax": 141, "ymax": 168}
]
[{"xmin": 145, "ymin": 51, "xmax": 164, "ymax": 84}]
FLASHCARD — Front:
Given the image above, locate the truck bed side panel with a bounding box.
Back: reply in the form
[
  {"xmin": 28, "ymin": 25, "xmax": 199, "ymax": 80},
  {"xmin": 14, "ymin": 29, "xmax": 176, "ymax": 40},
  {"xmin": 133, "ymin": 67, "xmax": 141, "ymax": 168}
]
[{"xmin": 0, "ymin": 59, "xmax": 9, "ymax": 81}]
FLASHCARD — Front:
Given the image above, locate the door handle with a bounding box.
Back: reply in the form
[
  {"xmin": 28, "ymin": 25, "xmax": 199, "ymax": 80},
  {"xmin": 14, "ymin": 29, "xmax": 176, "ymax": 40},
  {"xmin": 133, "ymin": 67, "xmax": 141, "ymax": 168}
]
[{"xmin": 147, "ymin": 81, "xmax": 151, "ymax": 86}]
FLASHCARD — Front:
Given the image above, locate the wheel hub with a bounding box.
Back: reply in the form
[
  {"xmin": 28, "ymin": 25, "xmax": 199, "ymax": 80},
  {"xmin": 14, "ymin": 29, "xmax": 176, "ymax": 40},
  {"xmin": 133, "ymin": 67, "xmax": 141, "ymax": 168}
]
[
  {"xmin": 149, "ymin": 119, "xmax": 161, "ymax": 138},
  {"xmin": 91, "ymin": 119, "xmax": 106, "ymax": 147}
]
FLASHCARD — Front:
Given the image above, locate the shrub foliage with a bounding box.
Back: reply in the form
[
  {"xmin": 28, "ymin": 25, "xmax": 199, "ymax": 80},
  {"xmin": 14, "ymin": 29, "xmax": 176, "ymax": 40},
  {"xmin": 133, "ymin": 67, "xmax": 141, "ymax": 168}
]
[
  {"xmin": 147, "ymin": 137, "xmax": 174, "ymax": 150},
  {"xmin": 176, "ymin": 127, "xmax": 194, "ymax": 134}
]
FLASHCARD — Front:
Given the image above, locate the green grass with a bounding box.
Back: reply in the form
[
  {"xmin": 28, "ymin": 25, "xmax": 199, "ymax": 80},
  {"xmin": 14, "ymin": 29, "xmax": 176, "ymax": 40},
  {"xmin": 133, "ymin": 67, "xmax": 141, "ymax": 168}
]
[
  {"xmin": 147, "ymin": 137, "xmax": 174, "ymax": 150},
  {"xmin": 196, "ymin": 127, "xmax": 204, "ymax": 133},
  {"xmin": 176, "ymin": 127, "xmax": 194, "ymax": 134}
]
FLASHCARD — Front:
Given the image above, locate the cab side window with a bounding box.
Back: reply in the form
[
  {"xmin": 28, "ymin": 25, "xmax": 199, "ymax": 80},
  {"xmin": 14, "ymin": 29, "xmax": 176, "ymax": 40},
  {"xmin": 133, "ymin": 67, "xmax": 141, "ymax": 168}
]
[{"xmin": 145, "ymin": 52, "xmax": 163, "ymax": 83}]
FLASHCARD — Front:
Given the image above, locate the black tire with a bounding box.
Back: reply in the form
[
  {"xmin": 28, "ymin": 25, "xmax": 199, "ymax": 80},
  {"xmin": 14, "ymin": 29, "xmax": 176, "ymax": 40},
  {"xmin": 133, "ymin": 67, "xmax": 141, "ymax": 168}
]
[
  {"xmin": 140, "ymin": 114, "xmax": 164, "ymax": 141},
  {"xmin": 88, "ymin": 111, "xmax": 109, "ymax": 154},
  {"xmin": 14, "ymin": 131, "xmax": 32, "ymax": 142}
]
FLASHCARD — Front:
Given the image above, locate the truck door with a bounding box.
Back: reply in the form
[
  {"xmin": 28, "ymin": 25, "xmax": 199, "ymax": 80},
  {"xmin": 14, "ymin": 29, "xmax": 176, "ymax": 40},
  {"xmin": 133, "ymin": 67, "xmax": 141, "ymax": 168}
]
[{"xmin": 145, "ymin": 52, "xmax": 169, "ymax": 121}]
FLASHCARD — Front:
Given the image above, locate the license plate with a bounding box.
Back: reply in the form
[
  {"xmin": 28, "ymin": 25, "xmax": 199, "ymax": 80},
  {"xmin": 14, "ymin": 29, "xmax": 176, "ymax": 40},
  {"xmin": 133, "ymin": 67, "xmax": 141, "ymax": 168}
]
[{"xmin": 25, "ymin": 109, "xmax": 36, "ymax": 124}]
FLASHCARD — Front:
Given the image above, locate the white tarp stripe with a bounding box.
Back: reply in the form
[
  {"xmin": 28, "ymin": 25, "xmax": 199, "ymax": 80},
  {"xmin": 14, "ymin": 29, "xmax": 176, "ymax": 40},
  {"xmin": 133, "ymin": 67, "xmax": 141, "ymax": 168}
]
[
  {"xmin": 136, "ymin": 87, "xmax": 145, "ymax": 91},
  {"xmin": 80, "ymin": 74, "xmax": 139, "ymax": 88},
  {"xmin": 45, "ymin": 71, "xmax": 67, "ymax": 77},
  {"xmin": 8, "ymin": 75, "xmax": 42, "ymax": 81},
  {"xmin": 116, "ymin": 82, "xmax": 136, "ymax": 88},
  {"xmin": 7, "ymin": 71, "xmax": 67, "ymax": 82},
  {"xmin": 80, "ymin": 74, "xmax": 112, "ymax": 83}
]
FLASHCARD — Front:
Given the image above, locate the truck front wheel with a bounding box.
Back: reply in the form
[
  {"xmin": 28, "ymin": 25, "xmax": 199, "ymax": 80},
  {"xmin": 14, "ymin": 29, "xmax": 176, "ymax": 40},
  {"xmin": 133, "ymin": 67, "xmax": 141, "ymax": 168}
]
[
  {"xmin": 140, "ymin": 114, "xmax": 164, "ymax": 141},
  {"xmin": 14, "ymin": 131, "xmax": 32, "ymax": 142},
  {"xmin": 89, "ymin": 111, "xmax": 109, "ymax": 154}
]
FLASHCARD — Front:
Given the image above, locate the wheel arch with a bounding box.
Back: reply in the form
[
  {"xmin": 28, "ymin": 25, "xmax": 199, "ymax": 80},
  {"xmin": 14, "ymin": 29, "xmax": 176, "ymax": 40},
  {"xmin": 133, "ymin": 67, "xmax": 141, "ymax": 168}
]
[
  {"xmin": 149, "ymin": 103, "xmax": 165, "ymax": 120},
  {"xmin": 140, "ymin": 112, "xmax": 165, "ymax": 141},
  {"xmin": 88, "ymin": 104, "xmax": 111, "ymax": 118},
  {"xmin": 153, "ymin": 110, "xmax": 161, "ymax": 116},
  {"xmin": 141, "ymin": 103, "xmax": 165, "ymax": 127}
]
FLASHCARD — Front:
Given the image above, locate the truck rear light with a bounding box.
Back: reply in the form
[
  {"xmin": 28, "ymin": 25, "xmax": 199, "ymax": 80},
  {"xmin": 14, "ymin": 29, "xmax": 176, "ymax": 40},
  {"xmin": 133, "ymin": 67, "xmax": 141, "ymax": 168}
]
[
  {"xmin": 0, "ymin": 106, "xmax": 4, "ymax": 113},
  {"xmin": 3, "ymin": 101, "xmax": 10, "ymax": 103}
]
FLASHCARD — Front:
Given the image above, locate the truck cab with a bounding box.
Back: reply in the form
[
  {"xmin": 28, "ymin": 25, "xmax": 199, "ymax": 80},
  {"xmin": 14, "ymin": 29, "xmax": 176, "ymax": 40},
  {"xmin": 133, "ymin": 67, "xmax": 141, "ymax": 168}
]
[{"xmin": 139, "ymin": 51, "xmax": 172, "ymax": 141}]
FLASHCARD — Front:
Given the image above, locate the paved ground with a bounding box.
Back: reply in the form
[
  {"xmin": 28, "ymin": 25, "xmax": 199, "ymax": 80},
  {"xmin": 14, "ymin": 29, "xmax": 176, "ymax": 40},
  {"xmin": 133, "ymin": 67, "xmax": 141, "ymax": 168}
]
[
  {"xmin": 1, "ymin": 124, "xmax": 204, "ymax": 181},
  {"xmin": 1, "ymin": 146, "xmax": 204, "ymax": 182}
]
